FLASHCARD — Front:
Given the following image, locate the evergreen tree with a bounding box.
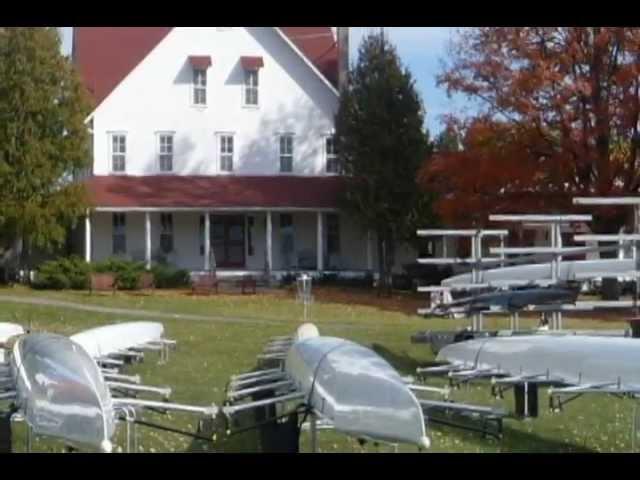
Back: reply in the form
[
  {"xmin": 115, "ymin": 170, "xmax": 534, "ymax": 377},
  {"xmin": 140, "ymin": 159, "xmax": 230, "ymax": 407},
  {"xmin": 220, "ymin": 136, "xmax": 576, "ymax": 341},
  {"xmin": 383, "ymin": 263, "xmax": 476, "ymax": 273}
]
[
  {"xmin": 0, "ymin": 28, "xmax": 91, "ymax": 273},
  {"xmin": 335, "ymin": 31, "xmax": 434, "ymax": 293}
]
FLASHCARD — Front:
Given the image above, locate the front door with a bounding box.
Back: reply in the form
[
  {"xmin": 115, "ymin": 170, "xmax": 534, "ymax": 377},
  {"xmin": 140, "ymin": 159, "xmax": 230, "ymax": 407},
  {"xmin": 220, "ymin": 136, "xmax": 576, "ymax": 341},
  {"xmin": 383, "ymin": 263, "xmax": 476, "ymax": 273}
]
[{"xmin": 211, "ymin": 215, "xmax": 245, "ymax": 268}]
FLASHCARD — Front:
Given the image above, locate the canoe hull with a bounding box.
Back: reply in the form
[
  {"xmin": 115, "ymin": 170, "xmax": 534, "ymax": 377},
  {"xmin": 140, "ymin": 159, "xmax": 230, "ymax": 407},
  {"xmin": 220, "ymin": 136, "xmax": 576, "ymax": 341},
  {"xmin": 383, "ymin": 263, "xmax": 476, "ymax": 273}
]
[
  {"xmin": 0, "ymin": 323, "xmax": 24, "ymax": 363},
  {"xmin": 11, "ymin": 333, "xmax": 115, "ymax": 452},
  {"xmin": 437, "ymin": 335, "xmax": 640, "ymax": 387},
  {"xmin": 285, "ymin": 336, "xmax": 429, "ymax": 448},
  {"xmin": 71, "ymin": 321, "xmax": 164, "ymax": 358},
  {"xmin": 443, "ymin": 259, "xmax": 635, "ymax": 286}
]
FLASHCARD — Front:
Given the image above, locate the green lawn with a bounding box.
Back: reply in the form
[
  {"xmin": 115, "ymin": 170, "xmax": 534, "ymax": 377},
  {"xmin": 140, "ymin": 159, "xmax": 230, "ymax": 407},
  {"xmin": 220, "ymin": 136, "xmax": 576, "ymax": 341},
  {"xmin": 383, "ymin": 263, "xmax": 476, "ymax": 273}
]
[{"xmin": 1, "ymin": 286, "xmax": 636, "ymax": 453}]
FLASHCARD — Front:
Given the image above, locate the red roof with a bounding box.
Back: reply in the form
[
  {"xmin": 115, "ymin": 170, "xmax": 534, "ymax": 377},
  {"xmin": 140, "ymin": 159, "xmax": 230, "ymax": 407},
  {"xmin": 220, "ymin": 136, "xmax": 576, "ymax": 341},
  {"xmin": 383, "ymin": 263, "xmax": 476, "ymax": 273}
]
[
  {"xmin": 74, "ymin": 27, "xmax": 338, "ymax": 109},
  {"xmin": 188, "ymin": 55, "xmax": 212, "ymax": 69},
  {"xmin": 280, "ymin": 27, "xmax": 338, "ymax": 86},
  {"xmin": 240, "ymin": 56, "xmax": 264, "ymax": 70},
  {"xmin": 84, "ymin": 175, "xmax": 346, "ymax": 210}
]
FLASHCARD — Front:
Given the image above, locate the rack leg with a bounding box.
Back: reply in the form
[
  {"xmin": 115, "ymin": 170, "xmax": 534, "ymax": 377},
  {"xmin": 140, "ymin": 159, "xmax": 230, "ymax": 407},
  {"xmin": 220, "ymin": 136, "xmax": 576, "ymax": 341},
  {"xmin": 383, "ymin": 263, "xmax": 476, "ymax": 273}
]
[{"xmin": 310, "ymin": 412, "xmax": 317, "ymax": 453}]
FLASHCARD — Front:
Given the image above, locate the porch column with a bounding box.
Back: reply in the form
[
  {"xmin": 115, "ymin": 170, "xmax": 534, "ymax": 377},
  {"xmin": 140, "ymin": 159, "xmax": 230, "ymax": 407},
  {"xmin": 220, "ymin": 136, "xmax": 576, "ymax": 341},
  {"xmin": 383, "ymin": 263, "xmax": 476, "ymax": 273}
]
[
  {"xmin": 366, "ymin": 230, "xmax": 373, "ymax": 271},
  {"xmin": 266, "ymin": 211, "xmax": 273, "ymax": 273},
  {"xmin": 204, "ymin": 212, "xmax": 211, "ymax": 271},
  {"xmin": 84, "ymin": 210, "xmax": 91, "ymax": 263},
  {"xmin": 144, "ymin": 212, "xmax": 151, "ymax": 270},
  {"xmin": 317, "ymin": 212, "xmax": 324, "ymax": 272}
]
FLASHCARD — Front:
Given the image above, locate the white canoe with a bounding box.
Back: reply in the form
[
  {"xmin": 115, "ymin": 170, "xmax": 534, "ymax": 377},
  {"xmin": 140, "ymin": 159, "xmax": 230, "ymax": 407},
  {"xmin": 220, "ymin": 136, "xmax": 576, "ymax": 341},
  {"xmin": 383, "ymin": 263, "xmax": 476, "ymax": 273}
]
[
  {"xmin": 443, "ymin": 259, "xmax": 636, "ymax": 286},
  {"xmin": 11, "ymin": 333, "xmax": 115, "ymax": 452},
  {"xmin": 437, "ymin": 334, "xmax": 640, "ymax": 388},
  {"xmin": 0, "ymin": 323, "xmax": 24, "ymax": 363},
  {"xmin": 285, "ymin": 336, "xmax": 430, "ymax": 448},
  {"xmin": 71, "ymin": 321, "xmax": 164, "ymax": 358}
]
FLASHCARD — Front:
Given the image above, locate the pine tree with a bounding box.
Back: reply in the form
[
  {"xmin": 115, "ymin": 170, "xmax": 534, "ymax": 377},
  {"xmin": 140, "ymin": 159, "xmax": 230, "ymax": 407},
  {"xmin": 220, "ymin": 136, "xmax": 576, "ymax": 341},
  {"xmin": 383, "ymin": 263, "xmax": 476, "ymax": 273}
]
[
  {"xmin": 0, "ymin": 28, "xmax": 91, "ymax": 273},
  {"xmin": 335, "ymin": 31, "xmax": 434, "ymax": 293}
]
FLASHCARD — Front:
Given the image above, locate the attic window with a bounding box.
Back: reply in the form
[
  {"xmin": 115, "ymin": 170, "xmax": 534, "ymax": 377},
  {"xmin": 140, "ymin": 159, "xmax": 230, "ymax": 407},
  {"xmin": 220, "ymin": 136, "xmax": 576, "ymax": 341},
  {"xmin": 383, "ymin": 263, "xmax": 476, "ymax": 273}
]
[{"xmin": 188, "ymin": 56, "xmax": 212, "ymax": 69}]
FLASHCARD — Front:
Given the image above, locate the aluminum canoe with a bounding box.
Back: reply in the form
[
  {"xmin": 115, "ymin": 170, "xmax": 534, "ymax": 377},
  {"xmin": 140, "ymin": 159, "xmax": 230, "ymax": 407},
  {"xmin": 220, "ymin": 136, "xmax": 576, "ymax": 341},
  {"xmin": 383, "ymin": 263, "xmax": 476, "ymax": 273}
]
[
  {"xmin": 442, "ymin": 259, "xmax": 636, "ymax": 286},
  {"xmin": 11, "ymin": 333, "xmax": 115, "ymax": 452},
  {"xmin": 71, "ymin": 321, "xmax": 164, "ymax": 358},
  {"xmin": 0, "ymin": 323, "xmax": 24, "ymax": 363},
  {"xmin": 437, "ymin": 334, "xmax": 640, "ymax": 388},
  {"xmin": 285, "ymin": 336, "xmax": 430, "ymax": 448}
]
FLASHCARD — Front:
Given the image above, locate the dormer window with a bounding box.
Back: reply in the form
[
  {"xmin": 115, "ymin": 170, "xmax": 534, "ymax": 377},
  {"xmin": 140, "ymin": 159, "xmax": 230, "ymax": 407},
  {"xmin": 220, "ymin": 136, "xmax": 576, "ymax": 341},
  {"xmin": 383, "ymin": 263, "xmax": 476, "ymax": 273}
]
[
  {"xmin": 189, "ymin": 56, "xmax": 212, "ymax": 106},
  {"xmin": 193, "ymin": 69, "xmax": 207, "ymax": 105},
  {"xmin": 240, "ymin": 56, "xmax": 263, "ymax": 107}
]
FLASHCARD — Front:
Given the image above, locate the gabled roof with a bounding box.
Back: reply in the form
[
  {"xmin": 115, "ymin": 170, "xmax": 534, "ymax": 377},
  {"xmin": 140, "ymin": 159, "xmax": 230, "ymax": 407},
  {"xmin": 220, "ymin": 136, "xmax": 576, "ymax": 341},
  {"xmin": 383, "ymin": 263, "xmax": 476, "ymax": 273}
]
[
  {"xmin": 73, "ymin": 27, "xmax": 338, "ymax": 110},
  {"xmin": 84, "ymin": 175, "xmax": 346, "ymax": 210}
]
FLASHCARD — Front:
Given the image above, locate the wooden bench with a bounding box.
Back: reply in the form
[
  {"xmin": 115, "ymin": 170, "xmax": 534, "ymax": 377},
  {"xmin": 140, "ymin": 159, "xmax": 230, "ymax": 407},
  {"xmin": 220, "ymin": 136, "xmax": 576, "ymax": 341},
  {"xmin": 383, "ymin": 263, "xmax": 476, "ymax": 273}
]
[
  {"xmin": 89, "ymin": 273, "xmax": 117, "ymax": 295},
  {"xmin": 237, "ymin": 275, "xmax": 257, "ymax": 295},
  {"xmin": 191, "ymin": 272, "xmax": 219, "ymax": 295}
]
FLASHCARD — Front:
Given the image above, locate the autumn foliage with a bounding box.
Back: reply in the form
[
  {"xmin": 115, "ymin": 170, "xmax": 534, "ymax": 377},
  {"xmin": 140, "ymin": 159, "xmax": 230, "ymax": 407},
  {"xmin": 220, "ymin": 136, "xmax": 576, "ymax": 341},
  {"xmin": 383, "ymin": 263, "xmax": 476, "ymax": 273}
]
[{"xmin": 420, "ymin": 28, "xmax": 640, "ymax": 230}]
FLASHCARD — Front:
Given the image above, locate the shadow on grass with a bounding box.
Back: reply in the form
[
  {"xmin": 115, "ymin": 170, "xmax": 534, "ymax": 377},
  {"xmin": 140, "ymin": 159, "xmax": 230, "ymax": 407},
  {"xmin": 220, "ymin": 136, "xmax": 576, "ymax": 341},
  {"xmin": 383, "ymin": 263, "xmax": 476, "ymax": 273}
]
[
  {"xmin": 429, "ymin": 420, "xmax": 595, "ymax": 453},
  {"xmin": 371, "ymin": 343, "xmax": 431, "ymax": 374}
]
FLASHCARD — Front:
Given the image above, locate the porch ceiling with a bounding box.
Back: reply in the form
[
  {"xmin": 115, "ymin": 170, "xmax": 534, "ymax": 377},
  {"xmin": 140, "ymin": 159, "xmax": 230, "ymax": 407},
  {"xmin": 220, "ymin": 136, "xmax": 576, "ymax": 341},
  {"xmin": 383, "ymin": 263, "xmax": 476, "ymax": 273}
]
[{"xmin": 84, "ymin": 175, "xmax": 346, "ymax": 211}]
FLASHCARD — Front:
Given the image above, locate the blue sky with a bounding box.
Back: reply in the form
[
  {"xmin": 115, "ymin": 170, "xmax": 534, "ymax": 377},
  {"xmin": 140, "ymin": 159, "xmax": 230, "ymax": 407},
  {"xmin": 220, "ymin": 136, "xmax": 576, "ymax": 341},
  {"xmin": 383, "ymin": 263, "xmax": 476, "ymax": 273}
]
[{"xmin": 59, "ymin": 27, "xmax": 469, "ymax": 134}]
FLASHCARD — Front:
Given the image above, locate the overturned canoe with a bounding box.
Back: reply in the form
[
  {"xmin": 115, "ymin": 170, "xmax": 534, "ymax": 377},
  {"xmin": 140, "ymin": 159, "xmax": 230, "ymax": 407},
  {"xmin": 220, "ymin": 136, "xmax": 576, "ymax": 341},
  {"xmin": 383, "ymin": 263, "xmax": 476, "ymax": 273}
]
[
  {"xmin": 285, "ymin": 336, "xmax": 430, "ymax": 448},
  {"xmin": 437, "ymin": 334, "xmax": 640, "ymax": 388},
  {"xmin": 0, "ymin": 323, "xmax": 24, "ymax": 363},
  {"xmin": 442, "ymin": 258, "xmax": 636, "ymax": 286},
  {"xmin": 71, "ymin": 321, "xmax": 164, "ymax": 358},
  {"xmin": 11, "ymin": 333, "xmax": 115, "ymax": 452}
]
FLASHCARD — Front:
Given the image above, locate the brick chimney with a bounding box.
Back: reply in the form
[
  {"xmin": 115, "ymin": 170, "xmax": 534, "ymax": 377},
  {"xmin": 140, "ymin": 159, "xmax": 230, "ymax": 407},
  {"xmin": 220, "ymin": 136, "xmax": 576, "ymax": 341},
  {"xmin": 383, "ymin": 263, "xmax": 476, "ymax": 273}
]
[{"xmin": 337, "ymin": 27, "xmax": 349, "ymax": 93}]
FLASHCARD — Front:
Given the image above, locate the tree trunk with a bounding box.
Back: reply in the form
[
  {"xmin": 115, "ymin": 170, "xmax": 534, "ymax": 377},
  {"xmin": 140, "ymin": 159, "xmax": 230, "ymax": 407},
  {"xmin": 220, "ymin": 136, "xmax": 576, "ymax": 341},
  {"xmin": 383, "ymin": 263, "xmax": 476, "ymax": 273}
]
[
  {"xmin": 377, "ymin": 235, "xmax": 387, "ymax": 296},
  {"xmin": 376, "ymin": 230, "xmax": 394, "ymax": 297}
]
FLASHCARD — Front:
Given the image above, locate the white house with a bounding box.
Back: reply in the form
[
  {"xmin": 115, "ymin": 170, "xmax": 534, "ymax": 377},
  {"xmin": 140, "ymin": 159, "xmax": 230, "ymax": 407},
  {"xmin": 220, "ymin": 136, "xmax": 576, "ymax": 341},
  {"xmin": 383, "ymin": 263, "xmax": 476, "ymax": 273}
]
[{"xmin": 72, "ymin": 26, "xmax": 419, "ymax": 277}]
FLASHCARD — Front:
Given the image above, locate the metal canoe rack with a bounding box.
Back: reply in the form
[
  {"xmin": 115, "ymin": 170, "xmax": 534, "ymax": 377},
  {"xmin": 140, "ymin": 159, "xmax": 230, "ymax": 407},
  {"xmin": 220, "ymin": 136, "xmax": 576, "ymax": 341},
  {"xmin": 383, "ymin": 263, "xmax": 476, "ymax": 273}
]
[
  {"xmin": 417, "ymin": 199, "xmax": 640, "ymax": 332},
  {"xmin": 417, "ymin": 229, "xmax": 509, "ymax": 331}
]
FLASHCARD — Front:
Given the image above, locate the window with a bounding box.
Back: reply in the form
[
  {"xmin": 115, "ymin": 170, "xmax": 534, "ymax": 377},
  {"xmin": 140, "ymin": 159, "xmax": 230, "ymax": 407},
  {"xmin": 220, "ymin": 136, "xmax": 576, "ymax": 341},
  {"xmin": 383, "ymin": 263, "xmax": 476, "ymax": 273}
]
[
  {"xmin": 111, "ymin": 134, "xmax": 126, "ymax": 172},
  {"xmin": 160, "ymin": 213, "xmax": 174, "ymax": 254},
  {"xmin": 199, "ymin": 215, "xmax": 205, "ymax": 256},
  {"xmin": 158, "ymin": 134, "xmax": 174, "ymax": 172},
  {"xmin": 193, "ymin": 68, "xmax": 207, "ymax": 105},
  {"xmin": 244, "ymin": 70, "xmax": 259, "ymax": 106},
  {"xmin": 219, "ymin": 134, "xmax": 234, "ymax": 172},
  {"xmin": 280, "ymin": 214, "xmax": 294, "ymax": 268},
  {"xmin": 247, "ymin": 216, "xmax": 254, "ymax": 256},
  {"xmin": 279, "ymin": 135, "xmax": 293, "ymax": 173},
  {"xmin": 325, "ymin": 136, "xmax": 339, "ymax": 173},
  {"xmin": 327, "ymin": 214, "xmax": 340, "ymax": 255},
  {"xmin": 112, "ymin": 213, "xmax": 126, "ymax": 255}
]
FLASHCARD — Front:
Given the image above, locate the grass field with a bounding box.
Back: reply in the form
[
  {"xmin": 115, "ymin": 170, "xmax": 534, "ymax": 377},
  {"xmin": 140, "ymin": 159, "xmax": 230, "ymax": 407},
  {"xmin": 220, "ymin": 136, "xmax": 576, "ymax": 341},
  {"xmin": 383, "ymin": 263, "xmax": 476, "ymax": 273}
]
[{"xmin": 1, "ymin": 285, "xmax": 637, "ymax": 453}]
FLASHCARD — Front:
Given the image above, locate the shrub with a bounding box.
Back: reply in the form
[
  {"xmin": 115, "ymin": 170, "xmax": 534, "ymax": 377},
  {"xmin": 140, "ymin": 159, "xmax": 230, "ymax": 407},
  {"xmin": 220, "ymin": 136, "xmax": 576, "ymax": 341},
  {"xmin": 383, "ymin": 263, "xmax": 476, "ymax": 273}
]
[
  {"xmin": 151, "ymin": 264, "xmax": 191, "ymax": 288},
  {"xmin": 33, "ymin": 256, "xmax": 90, "ymax": 290},
  {"xmin": 93, "ymin": 257, "xmax": 145, "ymax": 290}
]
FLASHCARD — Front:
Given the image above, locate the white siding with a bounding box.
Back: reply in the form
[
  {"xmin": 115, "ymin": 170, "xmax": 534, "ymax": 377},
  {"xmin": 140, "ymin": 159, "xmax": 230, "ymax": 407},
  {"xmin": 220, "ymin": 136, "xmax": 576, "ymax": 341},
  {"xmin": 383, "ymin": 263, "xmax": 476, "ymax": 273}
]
[{"xmin": 92, "ymin": 27, "xmax": 337, "ymax": 177}]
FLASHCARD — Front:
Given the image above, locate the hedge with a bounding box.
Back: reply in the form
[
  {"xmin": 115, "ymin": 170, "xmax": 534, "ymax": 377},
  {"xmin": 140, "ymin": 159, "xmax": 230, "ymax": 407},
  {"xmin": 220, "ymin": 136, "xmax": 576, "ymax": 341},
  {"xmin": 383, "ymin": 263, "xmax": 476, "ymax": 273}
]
[{"xmin": 33, "ymin": 257, "xmax": 191, "ymax": 291}]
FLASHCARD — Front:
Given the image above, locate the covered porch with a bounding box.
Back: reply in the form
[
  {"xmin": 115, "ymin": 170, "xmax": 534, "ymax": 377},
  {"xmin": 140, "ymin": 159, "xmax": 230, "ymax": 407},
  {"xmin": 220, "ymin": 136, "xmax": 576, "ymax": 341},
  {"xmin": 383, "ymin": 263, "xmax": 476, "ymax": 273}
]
[
  {"xmin": 81, "ymin": 175, "xmax": 375, "ymax": 277},
  {"xmin": 84, "ymin": 208, "xmax": 375, "ymax": 276}
]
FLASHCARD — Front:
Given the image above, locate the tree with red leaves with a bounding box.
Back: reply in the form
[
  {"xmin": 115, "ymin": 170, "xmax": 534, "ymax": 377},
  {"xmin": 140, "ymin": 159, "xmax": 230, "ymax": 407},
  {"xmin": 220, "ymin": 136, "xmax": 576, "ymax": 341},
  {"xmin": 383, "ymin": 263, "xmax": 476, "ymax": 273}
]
[{"xmin": 420, "ymin": 28, "xmax": 640, "ymax": 231}]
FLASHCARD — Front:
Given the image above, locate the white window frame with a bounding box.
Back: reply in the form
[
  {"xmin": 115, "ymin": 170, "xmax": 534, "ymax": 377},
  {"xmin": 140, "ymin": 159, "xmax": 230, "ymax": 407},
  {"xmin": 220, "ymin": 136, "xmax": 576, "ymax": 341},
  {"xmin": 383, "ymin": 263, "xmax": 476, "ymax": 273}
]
[
  {"xmin": 278, "ymin": 134, "xmax": 294, "ymax": 173},
  {"xmin": 156, "ymin": 132, "xmax": 175, "ymax": 173},
  {"xmin": 324, "ymin": 134, "xmax": 339, "ymax": 174},
  {"xmin": 216, "ymin": 133, "xmax": 235, "ymax": 173},
  {"xmin": 109, "ymin": 132, "xmax": 127, "ymax": 174},
  {"xmin": 243, "ymin": 69, "xmax": 259, "ymax": 108},
  {"xmin": 193, "ymin": 67, "xmax": 207, "ymax": 107}
]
